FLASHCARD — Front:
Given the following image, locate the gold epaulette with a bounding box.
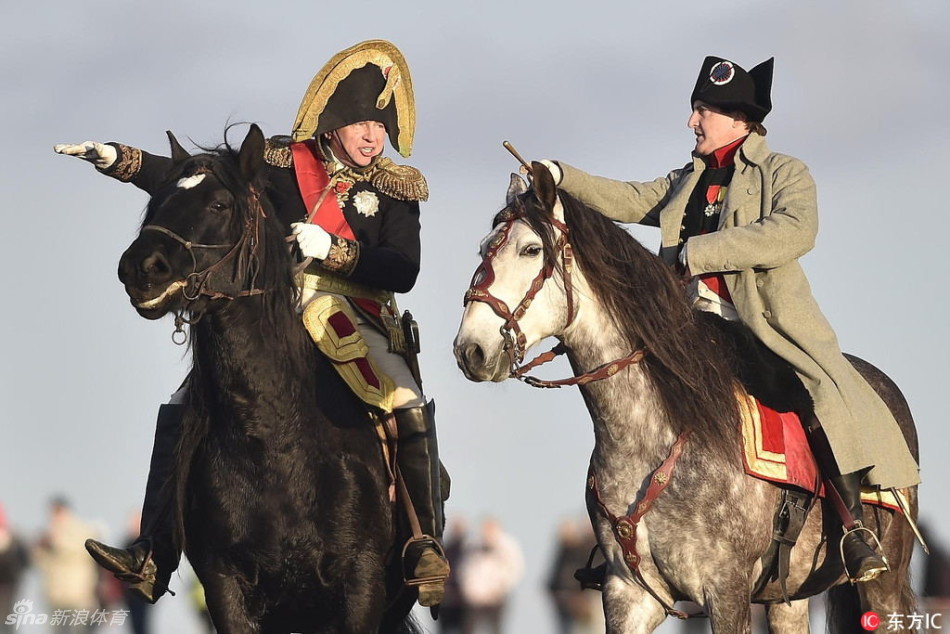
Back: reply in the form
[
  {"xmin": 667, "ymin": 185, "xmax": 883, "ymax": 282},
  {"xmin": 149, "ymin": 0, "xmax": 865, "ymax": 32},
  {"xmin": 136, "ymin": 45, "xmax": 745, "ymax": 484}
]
[
  {"xmin": 371, "ymin": 157, "xmax": 429, "ymax": 202},
  {"xmin": 263, "ymin": 136, "xmax": 294, "ymax": 168}
]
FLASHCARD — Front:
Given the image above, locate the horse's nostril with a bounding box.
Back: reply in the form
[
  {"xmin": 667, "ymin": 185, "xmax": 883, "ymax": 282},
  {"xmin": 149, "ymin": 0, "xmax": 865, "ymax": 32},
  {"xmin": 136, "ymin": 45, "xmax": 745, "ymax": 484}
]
[
  {"xmin": 465, "ymin": 342, "xmax": 486, "ymax": 368},
  {"xmin": 141, "ymin": 251, "xmax": 171, "ymax": 277}
]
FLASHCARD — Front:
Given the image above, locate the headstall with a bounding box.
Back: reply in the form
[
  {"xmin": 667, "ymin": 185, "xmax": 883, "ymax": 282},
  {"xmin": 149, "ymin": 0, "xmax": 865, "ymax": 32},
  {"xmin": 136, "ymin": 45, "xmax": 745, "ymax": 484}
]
[
  {"xmin": 463, "ymin": 199, "xmax": 645, "ymax": 388},
  {"xmin": 144, "ymin": 177, "xmax": 266, "ymax": 343}
]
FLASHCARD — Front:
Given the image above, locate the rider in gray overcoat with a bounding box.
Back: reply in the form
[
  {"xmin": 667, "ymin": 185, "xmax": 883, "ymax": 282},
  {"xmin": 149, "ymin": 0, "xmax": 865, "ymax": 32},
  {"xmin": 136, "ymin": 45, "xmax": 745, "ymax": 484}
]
[{"xmin": 543, "ymin": 56, "xmax": 919, "ymax": 584}]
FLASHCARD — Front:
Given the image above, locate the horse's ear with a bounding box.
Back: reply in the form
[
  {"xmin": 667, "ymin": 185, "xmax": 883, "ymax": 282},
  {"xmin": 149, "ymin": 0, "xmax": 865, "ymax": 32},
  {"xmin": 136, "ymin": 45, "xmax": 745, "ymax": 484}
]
[
  {"xmin": 506, "ymin": 173, "xmax": 528, "ymax": 206},
  {"xmin": 166, "ymin": 131, "xmax": 190, "ymax": 164},
  {"xmin": 239, "ymin": 124, "xmax": 265, "ymax": 180},
  {"xmin": 532, "ymin": 160, "xmax": 557, "ymax": 212}
]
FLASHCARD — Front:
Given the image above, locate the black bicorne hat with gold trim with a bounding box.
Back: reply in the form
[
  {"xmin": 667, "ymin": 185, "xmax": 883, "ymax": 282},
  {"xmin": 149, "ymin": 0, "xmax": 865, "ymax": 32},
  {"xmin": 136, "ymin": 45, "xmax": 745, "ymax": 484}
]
[
  {"xmin": 292, "ymin": 40, "xmax": 416, "ymax": 157},
  {"xmin": 690, "ymin": 56, "xmax": 774, "ymax": 122}
]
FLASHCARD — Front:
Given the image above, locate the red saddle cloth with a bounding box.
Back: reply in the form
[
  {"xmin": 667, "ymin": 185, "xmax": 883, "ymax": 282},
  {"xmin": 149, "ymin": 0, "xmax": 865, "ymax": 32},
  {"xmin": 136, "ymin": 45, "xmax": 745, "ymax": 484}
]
[{"xmin": 737, "ymin": 392, "xmax": 904, "ymax": 512}]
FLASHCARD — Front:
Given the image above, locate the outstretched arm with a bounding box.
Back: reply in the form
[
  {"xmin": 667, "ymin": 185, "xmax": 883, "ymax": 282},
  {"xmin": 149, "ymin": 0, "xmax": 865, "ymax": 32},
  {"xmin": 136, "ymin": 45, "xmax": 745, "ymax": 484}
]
[{"xmin": 54, "ymin": 141, "xmax": 172, "ymax": 194}]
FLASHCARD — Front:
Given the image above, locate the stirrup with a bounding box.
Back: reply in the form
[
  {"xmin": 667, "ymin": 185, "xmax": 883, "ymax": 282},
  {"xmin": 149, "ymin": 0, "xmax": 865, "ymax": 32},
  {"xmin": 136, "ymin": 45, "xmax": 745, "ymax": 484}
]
[
  {"xmin": 574, "ymin": 563, "xmax": 607, "ymax": 591},
  {"xmin": 400, "ymin": 535, "xmax": 449, "ymax": 586},
  {"xmin": 840, "ymin": 523, "xmax": 889, "ymax": 584},
  {"xmin": 574, "ymin": 545, "xmax": 607, "ymax": 591}
]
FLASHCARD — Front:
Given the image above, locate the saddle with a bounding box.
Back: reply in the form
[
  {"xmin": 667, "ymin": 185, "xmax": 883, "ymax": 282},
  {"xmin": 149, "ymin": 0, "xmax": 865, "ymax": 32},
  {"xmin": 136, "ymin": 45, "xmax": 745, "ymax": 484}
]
[{"xmin": 711, "ymin": 313, "xmax": 905, "ymax": 600}]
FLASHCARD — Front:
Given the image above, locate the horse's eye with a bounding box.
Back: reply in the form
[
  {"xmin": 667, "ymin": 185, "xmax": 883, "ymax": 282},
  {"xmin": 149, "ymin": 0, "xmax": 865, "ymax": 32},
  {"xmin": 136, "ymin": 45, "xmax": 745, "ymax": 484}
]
[
  {"xmin": 521, "ymin": 244, "xmax": 542, "ymax": 257},
  {"xmin": 209, "ymin": 200, "xmax": 230, "ymax": 213}
]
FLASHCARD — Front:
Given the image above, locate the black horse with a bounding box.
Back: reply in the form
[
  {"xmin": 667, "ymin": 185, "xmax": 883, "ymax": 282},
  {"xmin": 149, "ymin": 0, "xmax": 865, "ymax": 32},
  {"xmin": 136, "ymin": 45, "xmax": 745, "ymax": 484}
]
[{"xmin": 116, "ymin": 124, "xmax": 418, "ymax": 633}]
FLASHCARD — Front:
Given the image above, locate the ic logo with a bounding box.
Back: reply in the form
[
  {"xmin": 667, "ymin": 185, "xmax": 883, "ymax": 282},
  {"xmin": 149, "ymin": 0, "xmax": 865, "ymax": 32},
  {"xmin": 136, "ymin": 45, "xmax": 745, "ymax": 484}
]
[{"xmin": 861, "ymin": 611, "xmax": 881, "ymax": 631}]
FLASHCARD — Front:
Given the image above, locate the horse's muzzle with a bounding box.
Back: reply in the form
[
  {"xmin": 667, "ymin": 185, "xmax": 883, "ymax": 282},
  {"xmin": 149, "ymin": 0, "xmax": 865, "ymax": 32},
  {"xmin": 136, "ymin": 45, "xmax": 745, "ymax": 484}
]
[
  {"xmin": 453, "ymin": 339, "xmax": 509, "ymax": 383},
  {"xmin": 118, "ymin": 241, "xmax": 186, "ymax": 318}
]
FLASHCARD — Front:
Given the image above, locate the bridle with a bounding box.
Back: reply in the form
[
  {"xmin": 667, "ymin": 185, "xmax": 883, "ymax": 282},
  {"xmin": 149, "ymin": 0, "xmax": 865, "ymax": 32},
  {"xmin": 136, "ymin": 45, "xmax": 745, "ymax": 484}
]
[
  {"xmin": 142, "ymin": 174, "xmax": 266, "ymax": 343},
  {"xmin": 463, "ymin": 197, "xmax": 646, "ymax": 388}
]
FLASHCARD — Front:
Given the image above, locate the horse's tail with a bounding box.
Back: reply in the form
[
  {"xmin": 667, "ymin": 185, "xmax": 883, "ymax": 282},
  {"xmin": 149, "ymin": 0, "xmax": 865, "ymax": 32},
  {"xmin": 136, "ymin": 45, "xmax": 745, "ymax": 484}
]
[{"xmin": 825, "ymin": 583, "xmax": 863, "ymax": 633}]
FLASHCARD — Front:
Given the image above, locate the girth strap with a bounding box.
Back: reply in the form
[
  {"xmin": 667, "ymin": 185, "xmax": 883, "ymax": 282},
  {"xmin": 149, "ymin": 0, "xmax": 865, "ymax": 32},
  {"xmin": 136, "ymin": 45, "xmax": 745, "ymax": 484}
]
[
  {"xmin": 587, "ymin": 432, "xmax": 694, "ymax": 619},
  {"xmin": 751, "ymin": 488, "xmax": 814, "ymax": 602}
]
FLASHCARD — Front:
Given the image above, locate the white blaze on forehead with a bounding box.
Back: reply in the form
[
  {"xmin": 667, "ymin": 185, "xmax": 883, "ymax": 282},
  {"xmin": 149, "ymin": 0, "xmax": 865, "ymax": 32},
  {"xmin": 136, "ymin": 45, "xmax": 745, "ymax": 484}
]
[{"xmin": 177, "ymin": 173, "xmax": 206, "ymax": 189}]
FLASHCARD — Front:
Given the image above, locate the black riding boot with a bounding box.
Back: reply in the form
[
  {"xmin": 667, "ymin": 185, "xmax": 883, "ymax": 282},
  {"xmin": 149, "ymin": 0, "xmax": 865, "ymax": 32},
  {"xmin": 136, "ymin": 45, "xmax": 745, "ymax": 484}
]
[
  {"xmin": 395, "ymin": 402, "xmax": 451, "ymax": 608},
  {"xmin": 827, "ymin": 471, "xmax": 889, "ymax": 583},
  {"xmin": 805, "ymin": 417, "xmax": 888, "ymax": 583},
  {"xmin": 85, "ymin": 403, "xmax": 183, "ymax": 603}
]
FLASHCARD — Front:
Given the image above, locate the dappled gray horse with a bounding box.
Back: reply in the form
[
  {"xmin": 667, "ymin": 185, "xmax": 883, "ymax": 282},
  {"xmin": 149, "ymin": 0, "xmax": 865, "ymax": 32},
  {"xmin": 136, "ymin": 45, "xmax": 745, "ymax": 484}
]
[{"xmin": 453, "ymin": 165, "xmax": 918, "ymax": 633}]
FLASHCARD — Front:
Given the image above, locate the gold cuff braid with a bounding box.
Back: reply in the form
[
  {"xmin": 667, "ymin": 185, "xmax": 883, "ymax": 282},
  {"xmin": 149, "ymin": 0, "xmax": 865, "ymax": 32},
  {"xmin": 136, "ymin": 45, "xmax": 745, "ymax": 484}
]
[
  {"xmin": 320, "ymin": 235, "xmax": 360, "ymax": 276},
  {"xmin": 101, "ymin": 144, "xmax": 143, "ymax": 182}
]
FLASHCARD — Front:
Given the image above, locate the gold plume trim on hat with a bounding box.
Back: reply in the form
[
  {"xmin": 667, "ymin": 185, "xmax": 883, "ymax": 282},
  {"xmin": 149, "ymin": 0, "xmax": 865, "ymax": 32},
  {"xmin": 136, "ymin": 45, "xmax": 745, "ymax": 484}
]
[{"xmin": 292, "ymin": 40, "xmax": 416, "ymax": 157}]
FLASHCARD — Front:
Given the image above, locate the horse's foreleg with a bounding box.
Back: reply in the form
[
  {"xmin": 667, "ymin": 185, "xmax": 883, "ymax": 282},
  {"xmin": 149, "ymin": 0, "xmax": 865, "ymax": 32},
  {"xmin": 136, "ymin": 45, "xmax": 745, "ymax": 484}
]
[
  {"xmin": 704, "ymin": 581, "xmax": 754, "ymax": 634},
  {"xmin": 333, "ymin": 555, "xmax": 387, "ymax": 634},
  {"xmin": 602, "ymin": 575, "xmax": 667, "ymax": 633},
  {"xmin": 764, "ymin": 600, "xmax": 810, "ymax": 634},
  {"xmin": 200, "ymin": 571, "xmax": 259, "ymax": 634}
]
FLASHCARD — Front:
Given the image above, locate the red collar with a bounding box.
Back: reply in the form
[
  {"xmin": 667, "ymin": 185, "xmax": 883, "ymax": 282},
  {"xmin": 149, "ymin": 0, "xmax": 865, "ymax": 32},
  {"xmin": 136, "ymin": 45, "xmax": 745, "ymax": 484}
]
[{"xmin": 705, "ymin": 135, "xmax": 747, "ymax": 169}]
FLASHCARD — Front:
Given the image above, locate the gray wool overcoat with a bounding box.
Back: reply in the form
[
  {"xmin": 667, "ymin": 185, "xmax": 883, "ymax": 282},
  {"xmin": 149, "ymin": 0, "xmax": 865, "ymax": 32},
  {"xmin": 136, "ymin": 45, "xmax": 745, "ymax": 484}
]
[{"xmin": 557, "ymin": 132, "xmax": 919, "ymax": 489}]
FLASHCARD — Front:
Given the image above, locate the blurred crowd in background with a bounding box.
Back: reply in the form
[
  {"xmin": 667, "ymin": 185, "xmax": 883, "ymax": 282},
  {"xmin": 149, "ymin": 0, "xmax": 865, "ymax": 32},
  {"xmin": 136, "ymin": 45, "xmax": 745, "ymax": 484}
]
[{"xmin": 2, "ymin": 498, "xmax": 948, "ymax": 634}]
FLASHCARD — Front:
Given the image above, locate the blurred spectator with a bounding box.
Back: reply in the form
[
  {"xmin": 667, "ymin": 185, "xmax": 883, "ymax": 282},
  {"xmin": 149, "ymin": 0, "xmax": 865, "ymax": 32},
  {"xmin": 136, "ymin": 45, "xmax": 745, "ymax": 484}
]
[
  {"xmin": 0, "ymin": 503, "xmax": 30, "ymax": 633},
  {"xmin": 546, "ymin": 518, "xmax": 600, "ymax": 634},
  {"xmin": 438, "ymin": 515, "xmax": 470, "ymax": 634},
  {"xmin": 33, "ymin": 497, "xmax": 99, "ymax": 634},
  {"xmin": 921, "ymin": 523, "xmax": 950, "ymax": 613},
  {"xmin": 459, "ymin": 517, "xmax": 524, "ymax": 634}
]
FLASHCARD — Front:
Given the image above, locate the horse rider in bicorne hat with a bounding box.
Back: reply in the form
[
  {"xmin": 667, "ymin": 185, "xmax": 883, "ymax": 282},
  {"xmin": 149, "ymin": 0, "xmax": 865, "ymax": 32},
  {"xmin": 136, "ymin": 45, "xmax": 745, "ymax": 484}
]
[{"xmin": 54, "ymin": 39, "xmax": 451, "ymax": 609}]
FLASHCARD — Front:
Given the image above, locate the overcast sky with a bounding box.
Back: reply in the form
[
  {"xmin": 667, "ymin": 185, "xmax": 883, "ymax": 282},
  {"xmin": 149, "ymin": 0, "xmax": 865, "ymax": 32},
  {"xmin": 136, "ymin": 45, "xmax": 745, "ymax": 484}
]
[{"xmin": 2, "ymin": 1, "xmax": 949, "ymax": 632}]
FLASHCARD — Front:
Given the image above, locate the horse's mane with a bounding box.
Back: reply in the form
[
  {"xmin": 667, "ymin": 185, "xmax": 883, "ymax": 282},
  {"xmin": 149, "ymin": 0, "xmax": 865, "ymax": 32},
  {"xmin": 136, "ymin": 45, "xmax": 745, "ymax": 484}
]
[{"xmin": 518, "ymin": 190, "xmax": 741, "ymax": 459}]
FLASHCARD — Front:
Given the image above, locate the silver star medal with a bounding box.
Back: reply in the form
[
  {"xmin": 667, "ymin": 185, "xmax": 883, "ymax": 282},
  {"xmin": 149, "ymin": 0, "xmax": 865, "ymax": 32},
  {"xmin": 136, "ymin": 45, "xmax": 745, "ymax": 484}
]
[{"xmin": 353, "ymin": 191, "xmax": 380, "ymax": 217}]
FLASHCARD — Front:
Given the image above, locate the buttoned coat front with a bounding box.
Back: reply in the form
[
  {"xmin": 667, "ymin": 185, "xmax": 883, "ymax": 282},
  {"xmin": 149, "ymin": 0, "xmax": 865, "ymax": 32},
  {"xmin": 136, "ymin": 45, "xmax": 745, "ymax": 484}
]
[{"xmin": 558, "ymin": 132, "xmax": 919, "ymax": 489}]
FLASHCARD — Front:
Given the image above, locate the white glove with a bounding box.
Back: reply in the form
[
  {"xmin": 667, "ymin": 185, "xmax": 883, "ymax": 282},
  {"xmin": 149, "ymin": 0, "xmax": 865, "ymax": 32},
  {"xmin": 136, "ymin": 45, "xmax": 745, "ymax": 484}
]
[
  {"xmin": 53, "ymin": 141, "xmax": 118, "ymax": 170},
  {"xmin": 291, "ymin": 222, "xmax": 332, "ymax": 260}
]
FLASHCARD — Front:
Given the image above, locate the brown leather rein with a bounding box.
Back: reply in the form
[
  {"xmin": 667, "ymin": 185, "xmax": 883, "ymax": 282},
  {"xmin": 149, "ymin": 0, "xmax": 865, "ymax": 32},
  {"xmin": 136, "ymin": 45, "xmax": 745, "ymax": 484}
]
[{"xmin": 462, "ymin": 203, "xmax": 645, "ymax": 388}]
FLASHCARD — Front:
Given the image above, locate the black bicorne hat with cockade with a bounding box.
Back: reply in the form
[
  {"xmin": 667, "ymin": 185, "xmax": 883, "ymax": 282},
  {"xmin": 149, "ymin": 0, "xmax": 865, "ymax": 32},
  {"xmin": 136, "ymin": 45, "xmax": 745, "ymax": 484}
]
[
  {"xmin": 690, "ymin": 56, "xmax": 774, "ymax": 122},
  {"xmin": 292, "ymin": 40, "xmax": 416, "ymax": 157}
]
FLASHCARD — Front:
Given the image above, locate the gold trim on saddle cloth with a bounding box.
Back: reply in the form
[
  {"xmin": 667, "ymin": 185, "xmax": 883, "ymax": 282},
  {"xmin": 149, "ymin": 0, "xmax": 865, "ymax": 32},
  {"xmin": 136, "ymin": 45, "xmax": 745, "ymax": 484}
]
[
  {"xmin": 302, "ymin": 294, "xmax": 395, "ymax": 414},
  {"xmin": 737, "ymin": 389, "xmax": 907, "ymax": 513},
  {"xmin": 859, "ymin": 487, "xmax": 907, "ymax": 514},
  {"xmin": 737, "ymin": 389, "xmax": 788, "ymax": 482}
]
